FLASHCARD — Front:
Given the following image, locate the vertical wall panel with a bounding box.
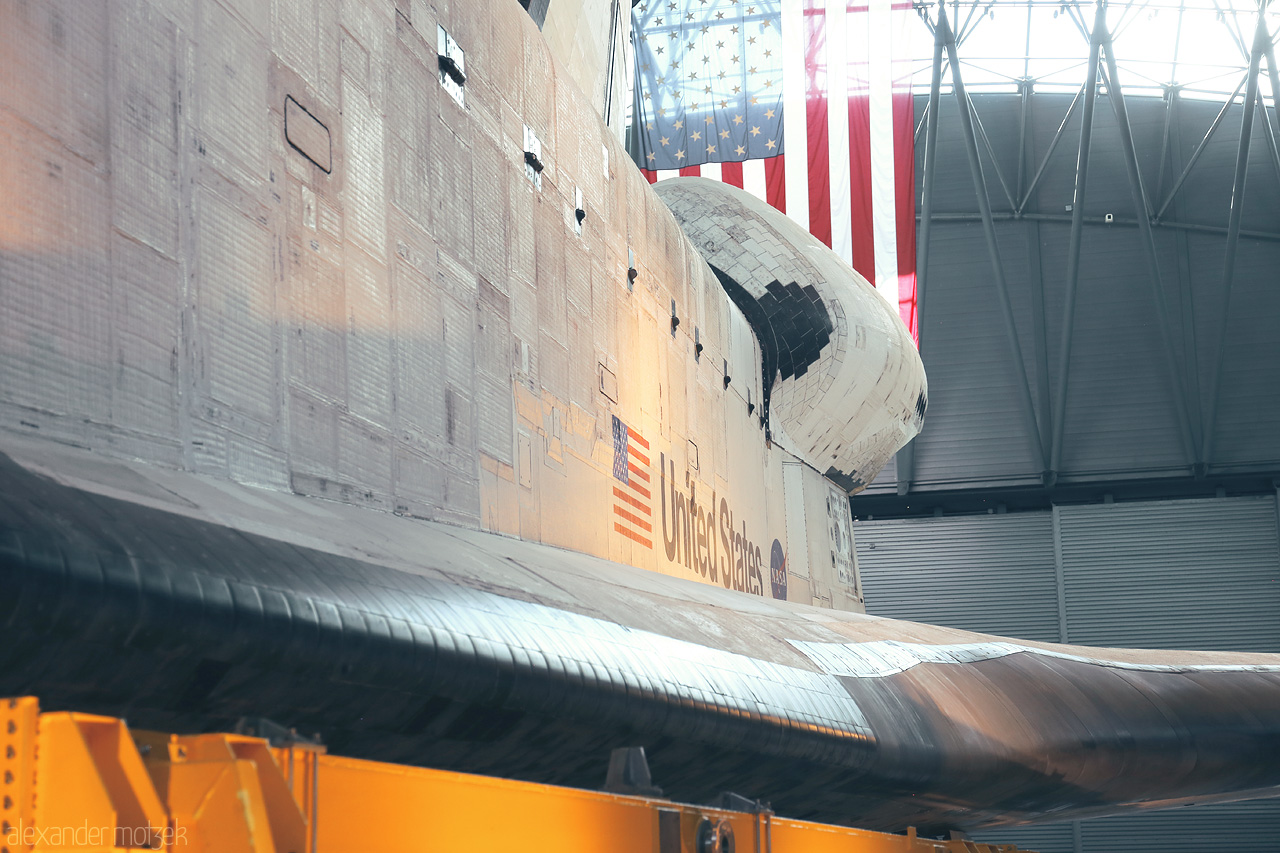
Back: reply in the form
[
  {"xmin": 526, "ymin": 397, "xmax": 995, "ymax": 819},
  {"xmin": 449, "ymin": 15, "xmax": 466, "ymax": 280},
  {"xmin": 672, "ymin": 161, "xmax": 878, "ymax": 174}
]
[
  {"xmin": 855, "ymin": 512, "xmax": 1059, "ymax": 641},
  {"xmin": 977, "ymin": 822, "xmax": 1075, "ymax": 853},
  {"xmin": 1077, "ymin": 802, "xmax": 1280, "ymax": 853},
  {"xmin": 1059, "ymin": 496, "xmax": 1280, "ymax": 652},
  {"xmin": 857, "ymin": 493, "xmax": 1280, "ymax": 851}
]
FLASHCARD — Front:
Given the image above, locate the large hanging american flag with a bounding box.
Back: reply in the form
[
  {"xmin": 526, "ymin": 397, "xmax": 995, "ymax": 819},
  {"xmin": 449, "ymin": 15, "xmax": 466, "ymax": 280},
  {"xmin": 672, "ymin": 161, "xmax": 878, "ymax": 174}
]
[{"xmin": 632, "ymin": 0, "xmax": 918, "ymax": 343}]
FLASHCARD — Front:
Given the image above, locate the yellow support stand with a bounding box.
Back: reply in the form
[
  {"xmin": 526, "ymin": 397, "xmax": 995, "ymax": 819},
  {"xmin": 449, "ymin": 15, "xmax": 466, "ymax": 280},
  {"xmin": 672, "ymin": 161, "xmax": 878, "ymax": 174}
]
[{"xmin": 1, "ymin": 698, "xmax": 1031, "ymax": 853}]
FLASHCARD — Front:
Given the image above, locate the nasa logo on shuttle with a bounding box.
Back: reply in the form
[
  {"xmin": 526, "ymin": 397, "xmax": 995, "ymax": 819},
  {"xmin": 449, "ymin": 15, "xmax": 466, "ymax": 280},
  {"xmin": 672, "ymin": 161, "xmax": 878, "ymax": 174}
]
[
  {"xmin": 770, "ymin": 539, "xmax": 787, "ymax": 600},
  {"xmin": 657, "ymin": 453, "xmax": 766, "ymax": 596}
]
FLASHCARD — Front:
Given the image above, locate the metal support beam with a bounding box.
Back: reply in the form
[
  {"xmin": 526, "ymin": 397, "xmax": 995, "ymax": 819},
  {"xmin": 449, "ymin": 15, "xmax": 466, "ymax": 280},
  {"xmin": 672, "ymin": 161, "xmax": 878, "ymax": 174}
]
[
  {"xmin": 914, "ymin": 100, "xmax": 931, "ymax": 146},
  {"xmin": 1098, "ymin": 38, "xmax": 1200, "ymax": 468},
  {"xmin": 897, "ymin": 12, "xmax": 947, "ymax": 497},
  {"xmin": 1048, "ymin": 0, "xmax": 1106, "ymax": 482},
  {"xmin": 969, "ymin": 96, "xmax": 1018, "ymax": 210},
  {"xmin": 1266, "ymin": 39, "xmax": 1280, "ymax": 147},
  {"xmin": 1258, "ymin": 88, "xmax": 1280, "ymax": 189},
  {"xmin": 1018, "ymin": 82, "xmax": 1086, "ymax": 214},
  {"xmin": 1212, "ymin": 0, "xmax": 1251, "ymax": 59},
  {"xmin": 938, "ymin": 0, "xmax": 1048, "ymax": 475},
  {"xmin": 1020, "ymin": 84, "xmax": 1054, "ymax": 459},
  {"xmin": 955, "ymin": 0, "xmax": 984, "ymax": 44},
  {"xmin": 1165, "ymin": 105, "xmax": 1205, "ymax": 460},
  {"xmin": 916, "ymin": 23, "xmax": 947, "ymax": 330},
  {"xmin": 1155, "ymin": 72, "xmax": 1249, "ymax": 221},
  {"xmin": 917, "ymin": 210, "xmax": 1280, "ymax": 243},
  {"xmin": 1016, "ymin": 78, "xmax": 1032, "ymax": 201},
  {"xmin": 1027, "ymin": 220, "xmax": 1053, "ymax": 458},
  {"xmin": 1154, "ymin": 86, "xmax": 1177, "ymax": 204},
  {"xmin": 1051, "ymin": 505, "xmax": 1069, "ymax": 644},
  {"xmin": 1201, "ymin": 10, "xmax": 1268, "ymax": 469},
  {"xmin": 1262, "ymin": 36, "xmax": 1280, "ymax": 188}
]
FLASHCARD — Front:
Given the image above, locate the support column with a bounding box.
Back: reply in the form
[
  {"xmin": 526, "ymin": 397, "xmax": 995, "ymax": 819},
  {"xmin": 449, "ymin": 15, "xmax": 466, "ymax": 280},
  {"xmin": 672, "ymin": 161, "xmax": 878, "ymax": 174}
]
[
  {"xmin": 896, "ymin": 12, "xmax": 947, "ymax": 497},
  {"xmin": 1098, "ymin": 33, "xmax": 1199, "ymax": 469},
  {"xmin": 1016, "ymin": 78, "xmax": 1031, "ymax": 201},
  {"xmin": 938, "ymin": 0, "xmax": 1047, "ymax": 477},
  {"xmin": 1201, "ymin": 9, "xmax": 1268, "ymax": 469},
  {"xmin": 1165, "ymin": 90, "xmax": 1205, "ymax": 451},
  {"xmin": 1018, "ymin": 83, "xmax": 1086, "ymax": 215},
  {"xmin": 1155, "ymin": 72, "xmax": 1249, "ymax": 222},
  {"xmin": 1266, "ymin": 37, "xmax": 1280, "ymax": 176},
  {"xmin": 1052, "ymin": 504, "xmax": 1069, "ymax": 645},
  {"xmin": 1048, "ymin": 0, "xmax": 1106, "ymax": 482},
  {"xmin": 1256, "ymin": 89, "xmax": 1280, "ymax": 189}
]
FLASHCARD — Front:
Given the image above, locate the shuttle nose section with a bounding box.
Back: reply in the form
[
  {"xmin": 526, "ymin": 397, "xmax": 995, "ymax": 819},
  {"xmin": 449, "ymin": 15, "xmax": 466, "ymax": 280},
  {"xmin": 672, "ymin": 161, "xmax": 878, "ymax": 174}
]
[{"xmin": 654, "ymin": 178, "xmax": 927, "ymax": 493}]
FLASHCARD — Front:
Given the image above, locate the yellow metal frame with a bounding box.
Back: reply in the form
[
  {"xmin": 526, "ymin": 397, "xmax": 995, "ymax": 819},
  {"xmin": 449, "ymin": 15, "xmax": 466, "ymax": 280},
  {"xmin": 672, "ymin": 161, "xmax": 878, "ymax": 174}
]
[{"xmin": 1, "ymin": 697, "xmax": 1032, "ymax": 853}]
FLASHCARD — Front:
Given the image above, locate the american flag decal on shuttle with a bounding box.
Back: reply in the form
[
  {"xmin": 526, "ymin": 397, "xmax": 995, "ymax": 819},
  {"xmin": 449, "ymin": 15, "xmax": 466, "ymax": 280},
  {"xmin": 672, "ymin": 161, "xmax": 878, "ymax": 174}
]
[{"xmin": 611, "ymin": 416, "xmax": 653, "ymax": 549}]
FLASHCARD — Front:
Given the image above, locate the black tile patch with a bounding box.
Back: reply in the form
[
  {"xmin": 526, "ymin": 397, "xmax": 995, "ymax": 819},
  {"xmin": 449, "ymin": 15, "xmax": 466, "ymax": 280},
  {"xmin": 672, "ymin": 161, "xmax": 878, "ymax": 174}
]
[
  {"xmin": 284, "ymin": 96, "xmax": 332, "ymax": 173},
  {"xmin": 824, "ymin": 467, "xmax": 863, "ymax": 494},
  {"xmin": 710, "ymin": 265, "xmax": 779, "ymax": 436},
  {"xmin": 710, "ymin": 265, "xmax": 835, "ymax": 439}
]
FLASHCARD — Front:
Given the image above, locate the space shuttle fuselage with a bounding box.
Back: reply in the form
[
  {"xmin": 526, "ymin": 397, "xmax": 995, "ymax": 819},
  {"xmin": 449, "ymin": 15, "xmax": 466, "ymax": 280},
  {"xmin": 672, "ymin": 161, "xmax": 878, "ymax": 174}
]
[
  {"xmin": 0, "ymin": 0, "xmax": 922, "ymax": 611},
  {"xmin": 5, "ymin": 0, "xmax": 1280, "ymax": 836}
]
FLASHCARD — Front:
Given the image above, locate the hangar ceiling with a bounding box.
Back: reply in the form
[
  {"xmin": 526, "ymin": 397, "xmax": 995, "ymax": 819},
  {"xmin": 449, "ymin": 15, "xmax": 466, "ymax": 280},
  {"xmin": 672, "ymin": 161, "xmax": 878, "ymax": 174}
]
[
  {"xmin": 909, "ymin": 0, "xmax": 1279, "ymax": 100},
  {"xmin": 859, "ymin": 0, "xmax": 1280, "ymax": 514}
]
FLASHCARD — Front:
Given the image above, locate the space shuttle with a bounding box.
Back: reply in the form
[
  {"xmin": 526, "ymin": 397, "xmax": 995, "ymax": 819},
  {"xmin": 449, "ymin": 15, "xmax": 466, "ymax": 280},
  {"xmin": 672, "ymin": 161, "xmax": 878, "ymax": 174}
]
[{"xmin": 1, "ymin": 0, "xmax": 1278, "ymax": 835}]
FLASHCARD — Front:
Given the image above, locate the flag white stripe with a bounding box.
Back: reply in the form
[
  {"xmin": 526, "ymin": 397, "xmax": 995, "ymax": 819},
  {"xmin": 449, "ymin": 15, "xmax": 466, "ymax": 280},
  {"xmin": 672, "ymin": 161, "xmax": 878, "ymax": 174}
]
[
  {"xmin": 743, "ymin": 158, "xmax": 767, "ymax": 202},
  {"xmin": 657, "ymin": 169, "xmax": 679, "ymax": 182},
  {"xmin": 826, "ymin": 0, "xmax": 853, "ymax": 267},
  {"xmin": 868, "ymin": 0, "xmax": 899, "ymax": 309},
  {"xmin": 781, "ymin": 0, "xmax": 809, "ymax": 230},
  {"xmin": 702, "ymin": 161, "xmax": 722, "ymax": 182}
]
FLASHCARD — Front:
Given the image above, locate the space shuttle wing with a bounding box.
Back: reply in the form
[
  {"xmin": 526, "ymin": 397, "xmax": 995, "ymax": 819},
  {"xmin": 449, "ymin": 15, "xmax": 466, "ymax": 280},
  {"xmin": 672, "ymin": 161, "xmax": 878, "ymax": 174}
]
[{"xmin": 3, "ymin": 435, "xmax": 1278, "ymax": 833}]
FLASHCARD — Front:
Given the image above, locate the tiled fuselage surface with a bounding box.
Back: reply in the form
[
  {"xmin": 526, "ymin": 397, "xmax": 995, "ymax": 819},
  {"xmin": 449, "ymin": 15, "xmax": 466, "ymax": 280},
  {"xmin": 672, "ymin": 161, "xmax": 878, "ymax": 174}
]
[
  {"xmin": 3, "ymin": 0, "xmax": 1280, "ymax": 835},
  {"xmin": 0, "ymin": 0, "xmax": 921, "ymax": 609}
]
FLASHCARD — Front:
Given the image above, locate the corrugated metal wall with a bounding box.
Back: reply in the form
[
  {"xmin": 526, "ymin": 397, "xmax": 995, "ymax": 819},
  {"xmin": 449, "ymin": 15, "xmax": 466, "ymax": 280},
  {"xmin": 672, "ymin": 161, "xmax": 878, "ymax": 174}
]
[
  {"xmin": 855, "ymin": 493, "xmax": 1280, "ymax": 852},
  {"xmin": 1058, "ymin": 497, "xmax": 1280, "ymax": 652},
  {"xmin": 979, "ymin": 801, "xmax": 1280, "ymax": 853},
  {"xmin": 859, "ymin": 512, "xmax": 1059, "ymax": 642}
]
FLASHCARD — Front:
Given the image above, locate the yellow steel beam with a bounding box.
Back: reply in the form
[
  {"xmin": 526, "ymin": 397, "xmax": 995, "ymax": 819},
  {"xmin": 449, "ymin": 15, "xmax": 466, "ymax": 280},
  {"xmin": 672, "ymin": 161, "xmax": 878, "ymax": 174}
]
[{"xmin": 3, "ymin": 697, "xmax": 1032, "ymax": 853}]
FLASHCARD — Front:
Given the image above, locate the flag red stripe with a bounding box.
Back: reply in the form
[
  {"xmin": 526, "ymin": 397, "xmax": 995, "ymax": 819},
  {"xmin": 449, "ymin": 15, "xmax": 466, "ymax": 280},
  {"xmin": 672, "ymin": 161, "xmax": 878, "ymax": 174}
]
[
  {"xmin": 627, "ymin": 445, "xmax": 650, "ymax": 466},
  {"xmin": 764, "ymin": 154, "xmax": 786, "ymax": 212},
  {"xmin": 614, "ymin": 505, "xmax": 653, "ymax": 533},
  {"xmin": 642, "ymin": 168, "xmax": 658, "ymax": 184},
  {"xmin": 805, "ymin": 1, "xmax": 831, "ymax": 248},
  {"xmin": 613, "ymin": 486, "xmax": 652, "ymax": 515},
  {"xmin": 626, "ymin": 477, "xmax": 652, "ymax": 500},
  {"xmin": 679, "ymin": 166, "xmax": 701, "ymax": 176},
  {"xmin": 848, "ymin": 91, "xmax": 875, "ymax": 280},
  {"xmin": 627, "ymin": 462, "xmax": 650, "ymax": 483},
  {"xmin": 893, "ymin": 89, "xmax": 918, "ymax": 343},
  {"xmin": 614, "ymin": 522, "xmax": 653, "ymax": 549},
  {"xmin": 721, "ymin": 160, "xmax": 744, "ymax": 188},
  {"xmin": 627, "ymin": 428, "xmax": 650, "ymax": 449}
]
